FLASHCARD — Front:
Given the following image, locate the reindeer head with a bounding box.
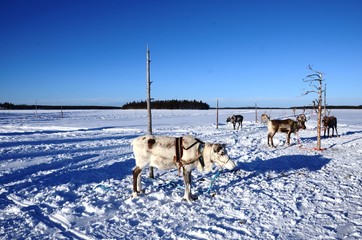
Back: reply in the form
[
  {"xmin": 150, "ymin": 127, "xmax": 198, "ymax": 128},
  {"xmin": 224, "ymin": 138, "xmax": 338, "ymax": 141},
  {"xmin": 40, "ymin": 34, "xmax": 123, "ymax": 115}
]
[
  {"xmin": 210, "ymin": 144, "xmax": 236, "ymax": 171},
  {"xmin": 296, "ymin": 113, "xmax": 308, "ymax": 130},
  {"xmin": 261, "ymin": 113, "xmax": 270, "ymax": 123}
]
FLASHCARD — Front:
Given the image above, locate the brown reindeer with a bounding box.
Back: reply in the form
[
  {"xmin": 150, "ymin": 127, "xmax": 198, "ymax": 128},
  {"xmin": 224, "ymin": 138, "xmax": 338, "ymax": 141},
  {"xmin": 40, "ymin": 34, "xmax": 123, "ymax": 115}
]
[
  {"xmin": 267, "ymin": 114, "xmax": 307, "ymax": 147},
  {"xmin": 323, "ymin": 116, "xmax": 338, "ymax": 137}
]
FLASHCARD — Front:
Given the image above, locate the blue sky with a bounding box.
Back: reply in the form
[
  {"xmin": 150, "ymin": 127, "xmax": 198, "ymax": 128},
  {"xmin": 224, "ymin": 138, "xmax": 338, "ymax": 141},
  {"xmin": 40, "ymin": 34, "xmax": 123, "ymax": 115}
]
[{"xmin": 1, "ymin": 0, "xmax": 361, "ymax": 108}]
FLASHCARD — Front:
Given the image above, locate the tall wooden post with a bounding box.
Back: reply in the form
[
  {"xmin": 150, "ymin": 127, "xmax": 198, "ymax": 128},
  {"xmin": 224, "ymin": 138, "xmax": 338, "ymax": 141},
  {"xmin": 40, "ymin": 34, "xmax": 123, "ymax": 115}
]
[
  {"xmin": 146, "ymin": 45, "xmax": 152, "ymax": 135},
  {"xmin": 255, "ymin": 103, "xmax": 258, "ymax": 123},
  {"xmin": 35, "ymin": 100, "xmax": 38, "ymax": 118},
  {"xmin": 323, "ymin": 83, "xmax": 327, "ymax": 118},
  {"xmin": 216, "ymin": 99, "xmax": 219, "ymax": 129},
  {"xmin": 146, "ymin": 45, "xmax": 154, "ymax": 178}
]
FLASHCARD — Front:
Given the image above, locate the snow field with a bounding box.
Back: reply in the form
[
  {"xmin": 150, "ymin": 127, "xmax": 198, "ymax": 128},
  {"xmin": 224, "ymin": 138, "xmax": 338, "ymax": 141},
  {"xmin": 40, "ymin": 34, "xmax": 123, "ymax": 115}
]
[{"xmin": 0, "ymin": 109, "xmax": 361, "ymax": 239}]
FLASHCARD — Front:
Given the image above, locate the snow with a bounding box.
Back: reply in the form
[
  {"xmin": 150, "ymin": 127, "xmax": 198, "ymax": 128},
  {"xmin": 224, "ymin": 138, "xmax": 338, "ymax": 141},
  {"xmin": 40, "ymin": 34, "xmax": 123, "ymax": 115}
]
[{"xmin": 1, "ymin": 109, "xmax": 362, "ymax": 239}]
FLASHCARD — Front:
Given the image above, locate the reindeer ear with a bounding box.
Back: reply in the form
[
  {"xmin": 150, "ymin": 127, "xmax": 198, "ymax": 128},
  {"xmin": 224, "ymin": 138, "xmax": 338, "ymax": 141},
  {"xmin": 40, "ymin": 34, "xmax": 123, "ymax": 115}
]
[
  {"xmin": 213, "ymin": 144, "xmax": 223, "ymax": 152},
  {"xmin": 213, "ymin": 144, "xmax": 218, "ymax": 152}
]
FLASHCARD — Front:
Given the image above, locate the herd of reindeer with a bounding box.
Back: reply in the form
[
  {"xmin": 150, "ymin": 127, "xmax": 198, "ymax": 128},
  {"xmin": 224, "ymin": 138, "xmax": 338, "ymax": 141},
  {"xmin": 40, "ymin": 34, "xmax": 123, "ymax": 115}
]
[
  {"xmin": 226, "ymin": 111, "xmax": 338, "ymax": 148},
  {"xmin": 131, "ymin": 110, "xmax": 339, "ymax": 201}
]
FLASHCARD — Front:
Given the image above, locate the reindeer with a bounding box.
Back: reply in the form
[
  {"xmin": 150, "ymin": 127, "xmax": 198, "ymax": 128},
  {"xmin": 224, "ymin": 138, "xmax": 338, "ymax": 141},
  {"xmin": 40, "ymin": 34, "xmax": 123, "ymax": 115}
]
[
  {"xmin": 323, "ymin": 116, "xmax": 338, "ymax": 137},
  {"xmin": 226, "ymin": 115, "xmax": 243, "ymax": 130},
  {"xmin": 267, "ymin": 114, "xmax": 308, "ymax": 147},
  {"xmin": 261, "ymin": 113, "xmax": 270, "ymax": 124},
  {"xmin": 132, "ymin": 135, "xmax": 236, "ymax": 201}
]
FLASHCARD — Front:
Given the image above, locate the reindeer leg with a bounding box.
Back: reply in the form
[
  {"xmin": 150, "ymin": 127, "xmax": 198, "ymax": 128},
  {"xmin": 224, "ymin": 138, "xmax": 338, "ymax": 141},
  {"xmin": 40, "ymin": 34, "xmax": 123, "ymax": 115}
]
[
  {"xmin": 132, "ymin": 166, "xmax": 143, "ymax": 197},
  {"xmin": 268, "ymin": 132, "xmax": 276, "ymax": 147},
  {"xmin": 286, "ymin": 132, "xmax": 292, "ymax": 146},
  {"xmin": 183, "ymin": 170, "xmax": 196, "ymax": 201},
  {"xmin": 335, "ymin": 126, "xmax": 339, "ymax": 137},
  {"xmin": 149, "ymin": 166, "xmax": 154, "ymax": 178}
]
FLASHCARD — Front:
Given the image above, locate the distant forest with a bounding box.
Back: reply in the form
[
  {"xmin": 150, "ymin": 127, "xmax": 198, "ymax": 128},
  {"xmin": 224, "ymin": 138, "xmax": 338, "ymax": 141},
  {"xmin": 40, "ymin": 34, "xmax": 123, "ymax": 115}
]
[
  {"xmin": 121, "ymin": 100, "xmax": 210, "ymax": 109},
  {"xmin": 0, "ymin": 100, "xmax": 210, "ymax": 110},
  {"xmin": 1, "ymin": 102, "xmax": 361, "ymax": 110},
  {"xmin": 0, "ymin": 102, "xmax": 121, "ymax": 110},
  {"xmin": 291, "ymin": 105, "xmax": 362, "ymax": 110}
]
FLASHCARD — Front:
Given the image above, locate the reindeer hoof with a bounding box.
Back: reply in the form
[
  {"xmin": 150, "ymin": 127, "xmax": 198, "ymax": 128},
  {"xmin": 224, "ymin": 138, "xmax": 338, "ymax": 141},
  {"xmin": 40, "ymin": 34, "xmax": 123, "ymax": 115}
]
[
  {"xmin": 132, "ymin": 190, "xmax": 144, "ymax": 198},
  {"xmin": 183, "ymin": 194, "xmax": 198, "ymax": 202}
]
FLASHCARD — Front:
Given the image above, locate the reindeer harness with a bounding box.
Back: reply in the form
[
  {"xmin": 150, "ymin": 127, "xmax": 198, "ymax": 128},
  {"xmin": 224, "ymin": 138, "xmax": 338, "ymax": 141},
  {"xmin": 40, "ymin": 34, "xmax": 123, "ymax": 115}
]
[{"xmin": 174, "ymin": 137, "xmax": 205, "ymax": 175}]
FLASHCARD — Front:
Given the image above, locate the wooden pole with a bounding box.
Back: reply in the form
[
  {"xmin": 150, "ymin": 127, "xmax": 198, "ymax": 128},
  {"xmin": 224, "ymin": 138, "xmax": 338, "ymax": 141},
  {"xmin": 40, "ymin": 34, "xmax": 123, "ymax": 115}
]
[
  {"xmin": 146, "ymin": 45, "xmax": 152, "ymax": 135},
  {"xmin": 146, "ymin": 45, "xmax": 154, "ymax": 178},
  {"xmin": 255, "ymin": 103, "xmax": 258, "ymax": 123},
  {"xmin": 35, "ymin": 100, "xmax": 38, "ymax": 118},
  {"xmin": 216, "ymin": 99, "xmax": 219, "ymax": 129},
  {"xmin": 324, "ymin": 83, "xmax": 327, "ymax": 118}
]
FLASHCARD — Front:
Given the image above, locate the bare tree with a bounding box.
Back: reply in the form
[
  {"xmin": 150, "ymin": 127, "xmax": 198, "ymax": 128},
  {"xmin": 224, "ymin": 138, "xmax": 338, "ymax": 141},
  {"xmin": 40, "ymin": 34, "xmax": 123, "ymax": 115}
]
[{"xmin": 303, "ymin": 65, "xmax": 325, "ymax": 150}]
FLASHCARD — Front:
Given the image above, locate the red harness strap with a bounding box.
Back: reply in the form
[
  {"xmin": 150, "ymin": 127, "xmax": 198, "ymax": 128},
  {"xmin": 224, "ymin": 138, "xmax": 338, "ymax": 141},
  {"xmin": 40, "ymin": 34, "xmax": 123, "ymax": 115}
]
[
  {"xmin": 174, "ymin": 137, "xmax": 184, "ymax": 175},
  {"xmin": 174, "ymin": 137, "xmax": 205, "ymax": 175}
]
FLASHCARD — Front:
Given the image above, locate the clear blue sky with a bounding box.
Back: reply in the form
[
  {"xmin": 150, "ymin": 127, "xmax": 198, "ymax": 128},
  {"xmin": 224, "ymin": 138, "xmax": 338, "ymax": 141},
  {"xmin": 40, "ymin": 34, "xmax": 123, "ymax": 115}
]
[{"xmin": 1, "ymin": 0, "xmax": 361, "ymax": 108}]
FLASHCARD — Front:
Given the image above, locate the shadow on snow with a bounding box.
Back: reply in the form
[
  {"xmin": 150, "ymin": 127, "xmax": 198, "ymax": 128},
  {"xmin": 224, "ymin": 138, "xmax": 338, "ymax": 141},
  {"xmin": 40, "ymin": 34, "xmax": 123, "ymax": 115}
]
[
  {"xmin": 218, "ymin": 154, "xmax": 332, "ymax": 193},
  {"xmin": 0, "ymin": 154, "xmax": 135, "ymax": 198},
  {"xmin": 239, "ymin": 154, "xmax": 331, "ymax": 174}
]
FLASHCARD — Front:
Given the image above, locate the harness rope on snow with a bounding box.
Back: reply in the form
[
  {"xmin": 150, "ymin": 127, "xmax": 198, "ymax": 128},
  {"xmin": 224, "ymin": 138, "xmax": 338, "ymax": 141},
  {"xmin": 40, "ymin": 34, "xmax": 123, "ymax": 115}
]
[
  {"xmin": 153, "ymin": 170, "xmax": 223, "ymax": 194},
  {"xmin": 205, "ymin": 170, "xmax": 223, "ymax": 194},
  {"xmin": 94, "ymin": 184, "xmax": 114, "ymax": 192}
]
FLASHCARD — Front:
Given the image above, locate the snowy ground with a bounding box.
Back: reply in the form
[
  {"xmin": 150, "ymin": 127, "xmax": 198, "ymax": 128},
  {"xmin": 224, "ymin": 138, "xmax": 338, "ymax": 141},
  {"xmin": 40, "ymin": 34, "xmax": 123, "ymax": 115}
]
[{"xmin": 1, "ymin": 109, "xmax": 361, "ymax": 239}]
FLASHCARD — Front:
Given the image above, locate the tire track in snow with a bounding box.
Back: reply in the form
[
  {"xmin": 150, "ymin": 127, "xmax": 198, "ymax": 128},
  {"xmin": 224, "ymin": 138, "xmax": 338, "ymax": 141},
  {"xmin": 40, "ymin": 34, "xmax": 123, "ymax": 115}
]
[
  {"xmin": 1, "ymin": 126, "xmax": 137, "ymax": 189},
  {"xmin": 5, "ymin": 194, "xmax": 93, "ymax": 239}
]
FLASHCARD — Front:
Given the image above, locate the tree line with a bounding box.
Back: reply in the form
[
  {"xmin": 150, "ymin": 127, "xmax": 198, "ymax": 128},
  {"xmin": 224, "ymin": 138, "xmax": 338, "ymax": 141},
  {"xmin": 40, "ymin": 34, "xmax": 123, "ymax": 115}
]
[
  {"xmin": 1, "ymin": 102, "xmax": 360, "ymax": 110},
  {"xmin": 0, "ymin": 102, "xmax": 121, "ymax": 110},
  {"xmin": 292, "ymin": 105, "xmax": 362, "ymax": 110},
  {"xmin": 121, "ymin": 100, "xmax": 210, "ymax": 109}
]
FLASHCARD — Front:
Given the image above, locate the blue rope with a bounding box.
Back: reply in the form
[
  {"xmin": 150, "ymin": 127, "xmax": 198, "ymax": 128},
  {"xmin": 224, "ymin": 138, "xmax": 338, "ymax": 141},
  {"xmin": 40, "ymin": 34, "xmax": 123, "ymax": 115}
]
[
  {"xmin": 94, "ymin": 184, "xmax": 114, "ymax": 192},
  {"xmin": 129, "ymin": 169, "xmax": 223, "ymax": 195},
  {"xmin": 205, "ymin": 170, "xmax": 223, "ymax": 194},
  {"xmin": 156, "ymin": 180, "xmax": 183, "ymax": 189}
]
